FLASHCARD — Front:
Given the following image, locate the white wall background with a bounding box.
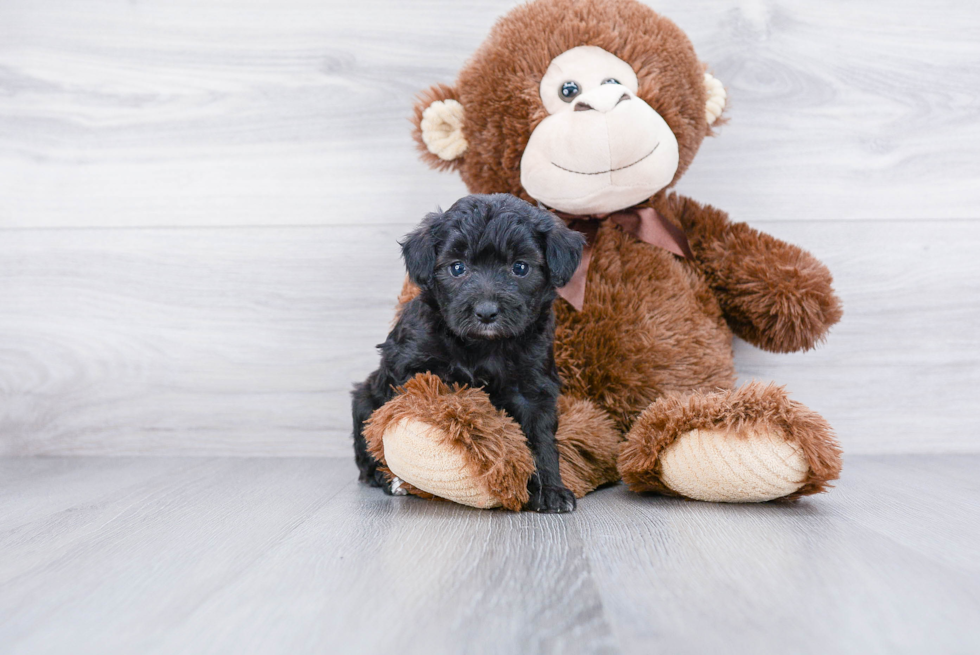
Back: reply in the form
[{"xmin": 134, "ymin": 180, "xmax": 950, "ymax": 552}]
[{"xmin": 1, "ymin": 0, "xmax": 978, "ymax": 456}]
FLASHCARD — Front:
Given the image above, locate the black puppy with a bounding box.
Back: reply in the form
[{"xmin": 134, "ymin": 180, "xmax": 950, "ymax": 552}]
[{"xmin": 352, "ymin": 194, "xmax": 585, "ymax": 513}]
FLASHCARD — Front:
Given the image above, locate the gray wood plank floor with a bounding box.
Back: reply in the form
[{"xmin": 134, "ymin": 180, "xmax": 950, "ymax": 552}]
[{"xmin": 1, "ymin": 455, "xmax": 977, "ymax": 654}]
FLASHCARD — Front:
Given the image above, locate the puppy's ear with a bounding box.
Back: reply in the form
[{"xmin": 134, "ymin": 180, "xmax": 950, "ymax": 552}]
[
  {"xmin": 400, "ymin": 212, "xmax": 442, "ymax": 289},
  {"xmin": 535, "ymin": 210, "xmax": 585, "ymax": 288}
]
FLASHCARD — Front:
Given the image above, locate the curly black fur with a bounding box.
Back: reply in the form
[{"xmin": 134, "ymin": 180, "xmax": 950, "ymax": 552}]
[{"xmin": 352, "ymin": 194, "xmax": 585, "ymax": 512}]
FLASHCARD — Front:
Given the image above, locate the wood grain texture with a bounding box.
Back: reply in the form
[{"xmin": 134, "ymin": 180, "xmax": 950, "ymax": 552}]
[
  {"xmin": 1, "ymin": 219, "xmax": 978, "ymax": 456},
  {"xmin": 0, "ymin": 0, "xmax": 977, "ymax": 228},
  {"xmin": 735, "ymin": 218, "xmax": 980, "ymax": 453},
  {"xmin": 0, "ymin": 455, "xmax": 977, "ymax": 654},
  {"xmin": 0, "ymin": 224, "xmax": 407, "ymax": 457},
  {"xmin": 573, "ymin": 454, "xmax": 980, "ymax": 655}
]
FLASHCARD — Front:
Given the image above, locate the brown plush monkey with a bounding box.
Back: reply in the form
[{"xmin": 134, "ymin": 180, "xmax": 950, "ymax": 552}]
[{"xmin": 363, "ymin": 0, "xmax": 843, "ymax": 508}]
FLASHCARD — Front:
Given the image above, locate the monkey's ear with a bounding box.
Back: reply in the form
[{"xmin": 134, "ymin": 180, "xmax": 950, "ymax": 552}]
[
  {"xmin": 703, "ymin": 72, "xmax": 727, "ymax": 127},
  {"xmin": 412, "ymin": 84, "xmax": 467, "ymax": 171},
  {"xmin": 400, "ymin": 212, "xmax": 442, "ymax": 289},
  {"xmin": 540, "ymin": 212, "xmax": 585, "ymax": 288}
]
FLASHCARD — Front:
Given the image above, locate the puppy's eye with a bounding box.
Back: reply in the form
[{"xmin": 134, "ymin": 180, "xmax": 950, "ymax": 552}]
[
  {"xmin": 512, "ymin": 261, "xmax": 529, "ymax": 277},
  {"xmin": 601, "ymin": 78, "xmax": 620, "ymax": 86},
  {"xmin": 559, "ymin": 81, "xmax": 580, "ymax": 102},
  {"xmin": 449, "ymin": 261, "xmax": 466, "ymax": 277}
]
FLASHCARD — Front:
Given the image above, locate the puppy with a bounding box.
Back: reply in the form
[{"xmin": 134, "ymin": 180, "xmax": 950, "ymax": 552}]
[{"xmin": 352, "ymin": 193, "xmax": 585, "ymax": 513}]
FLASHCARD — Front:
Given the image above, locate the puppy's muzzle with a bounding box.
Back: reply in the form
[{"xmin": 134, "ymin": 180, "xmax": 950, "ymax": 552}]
[{"xmin": 474, "ymin": 300, "xmax": 500, "ymax": 325}]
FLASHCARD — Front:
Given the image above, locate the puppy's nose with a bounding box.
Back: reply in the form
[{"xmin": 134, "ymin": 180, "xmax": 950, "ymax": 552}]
[{"xmin": 475, "ymin": 301, "xmax": 499, "ymax": 324}]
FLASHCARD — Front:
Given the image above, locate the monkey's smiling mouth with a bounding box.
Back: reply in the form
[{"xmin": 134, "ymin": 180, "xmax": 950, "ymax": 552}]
[{"xmin": 551, "ymin": 143, "xmax": 659, "ymax": 176}]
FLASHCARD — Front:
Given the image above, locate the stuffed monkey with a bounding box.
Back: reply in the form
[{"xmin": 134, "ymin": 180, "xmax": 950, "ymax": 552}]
[{"xmin": 362, "ymin": 0, "xmax": 843, "ymax": 509}]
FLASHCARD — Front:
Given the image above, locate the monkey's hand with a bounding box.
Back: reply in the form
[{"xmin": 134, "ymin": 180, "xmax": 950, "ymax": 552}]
[{"xmin": 665, "ymin": 193, "xmax": 843, "ymax": 353}]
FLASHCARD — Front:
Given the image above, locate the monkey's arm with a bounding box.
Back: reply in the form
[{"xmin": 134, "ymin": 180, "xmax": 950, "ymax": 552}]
[{"xmin": 658, "ymin": 193, "xmax": 843, "ymax": 354}]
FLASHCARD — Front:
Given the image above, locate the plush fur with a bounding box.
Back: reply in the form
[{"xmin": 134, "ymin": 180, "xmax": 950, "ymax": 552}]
[
  {"xmin": 662, "ymin": 193, "xmax": 843, "ymax": 353},
  {"xmin": 353, "ymin": 194, "xmax": 586, "ymax": 512},
  {"xmin": 388, "ymin": 0, "xmax": 844, "ymax": 503},
  {"xmin": 553, "ymin": 394, "xmax": 622, "ymax": 497},
  {"xmin": 552, "ymin": 214, "xmax": 736, "ymax": 433}
]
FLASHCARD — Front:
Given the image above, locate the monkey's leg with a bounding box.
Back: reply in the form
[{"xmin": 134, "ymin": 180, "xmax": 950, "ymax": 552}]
[
  {"xmin": 364, "ymin": 373, "xmax": 620, "ymax": 511},
  {"xmin": 618, "ymin": 381, "xmax": 842, "ymax": 502}
]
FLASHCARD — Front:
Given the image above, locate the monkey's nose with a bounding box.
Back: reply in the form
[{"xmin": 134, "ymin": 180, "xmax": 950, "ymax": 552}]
[
  {"xmin": 572, "ymin": 85, "xmax": 632, "ymax": 113},
  {"xmin": 475, "ymin": 301, "xmax": 499, "ymax": 324}
]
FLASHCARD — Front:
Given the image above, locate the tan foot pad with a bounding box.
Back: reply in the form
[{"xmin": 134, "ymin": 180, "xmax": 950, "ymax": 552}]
[
  {"xmin": 383, "ymin": 418, "xmax": 501, "ymax": 509},
  {"xmin": 660, "ymin": 428, "xmax": 808, "ymax": 503}
]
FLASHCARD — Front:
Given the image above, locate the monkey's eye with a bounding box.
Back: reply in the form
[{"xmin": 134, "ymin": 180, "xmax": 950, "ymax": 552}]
[
  {"xmin": 449, "ymin": 261, "xmax": 466, "ymax": 277},
  {"xmin": 512, "ymin": 261, "xmax": 529, "ymax": 277},
  {"xmin": 601, "ymin": 78, "xmax": 620, "ymax": 86},
  {"xmin": 559, "ymin": 81, "xmax": 580, "ymax": 102}
]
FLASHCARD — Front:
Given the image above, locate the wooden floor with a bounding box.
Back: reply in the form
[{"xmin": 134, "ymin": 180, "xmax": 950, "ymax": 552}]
[{"xmin": 1, "ymin": 455, "xmax": 977, "ymax": 654}]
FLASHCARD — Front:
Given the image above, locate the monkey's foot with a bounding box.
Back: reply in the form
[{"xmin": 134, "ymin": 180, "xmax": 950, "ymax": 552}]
[
  {"xmin": 618, "ymin": 382, "xmax": 842, "ymax": 503},
  {"xmin": 363, "ymin": 373, "xmax": 535, "ymax": 510},
  {"xmin": 364, "ymin": 373, "xmax": 621, "ymax": 510}
]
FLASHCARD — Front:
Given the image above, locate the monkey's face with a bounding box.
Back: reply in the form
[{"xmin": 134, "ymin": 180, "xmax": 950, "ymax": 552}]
[
  {"xmin": 412, "ymin": 0, "xmax": 727, "ymax": 214},
  {"xmin": 520, "ymin": 46, "xmax": 680, "ymax": 215}
]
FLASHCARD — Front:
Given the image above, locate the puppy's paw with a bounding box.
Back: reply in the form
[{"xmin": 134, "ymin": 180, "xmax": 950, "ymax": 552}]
[
  {"xmin": 389, "ymin": 476, "xmax": 408, "ymax": 496},
  {"xmin": 360, "ymin": 467, "xmax": 397, "ymax": 494},
  {"xmin": 526, "ymin": 484, "xmax": 577, "ymax": 514}
]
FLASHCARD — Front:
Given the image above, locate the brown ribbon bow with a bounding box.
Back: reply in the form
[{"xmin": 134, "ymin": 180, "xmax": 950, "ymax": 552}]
[{"xmin": 550, "ymin": 205, "xmax": 694, "ymax": 311}]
